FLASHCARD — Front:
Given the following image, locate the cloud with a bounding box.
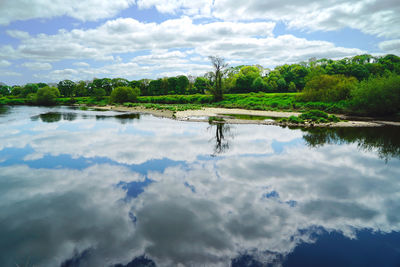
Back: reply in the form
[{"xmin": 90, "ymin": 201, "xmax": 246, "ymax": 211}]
[
  {"xmin": 379, "ymin": 39, "xmax": 400, "ymax": 54},
  {"xmin": 22, "ymin": 62, "xmax": 52, "ymax": 70},
  {"xmin": 73, "ymin": 62, "xmax": 90, "ymax": 67},
  {"xmin": 0, "ymin": 16, "xmax": 364, "ymax": 81},
  {"xmin": 0, "ymin": 0, "xmax": 135, "ymax": 25},
  {"xmin": 137, "ymin": 0, "xmax": 400, "ymax": 39},
  {"xmin": 1, "ymin": 106, "xmax": 400, "ymax": 266},
  {"xmin": 0, "ymin": 71, "xmax": 21, "ymax": 77},
  {"xmin": 6, "ymin": 30, "xmax": 30, "ymax": 39},
  {"xmin": 0, "ymin": 60, "xmax": 11, "ymax": 68}
]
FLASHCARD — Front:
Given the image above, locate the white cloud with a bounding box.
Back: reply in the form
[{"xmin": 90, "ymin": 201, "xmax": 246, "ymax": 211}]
[
  {"xmin": 137, "ymin": 0, "xmax": 400, "ymax": 39},
  {"xmin": 379, "ymin": 39, "xmax": 400, "ymax": 54},
  {"xmin": 136, "ymin": 0, "xmax": 213, "ymax": 17},
  {"xmin": 22, "ymin": 62, "xmax": 52, "ymax": 70},
  {"xmin": 6, "ymin": 30, "xmax": 30, "ymax": 39},
  {"xmin": 0, "ymin": 0, "xmax": 135, "ymax": 25},
  {"xmin": 73, "ymin": 62, "xmax": 90, "ymax": 67},
  {"xmin": 1, "ymin": 16, "xmax": 364, "ymax": 81},
  {"xmin": 0, "ymin": 59, "xmax": 11, "ymax": 68},
  {"xmin": 0, "ymin": 71, "xmax": 21, "ymax": 77}
]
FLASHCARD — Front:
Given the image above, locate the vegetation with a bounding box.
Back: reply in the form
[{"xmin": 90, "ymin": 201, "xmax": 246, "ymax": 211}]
[
  {"xmin": 1, "ymin": 53, "xmax": 399, "ymax": 117},
  {"xmin": 349, "ymin": 73, "xmax": 400, "ymax": 116},
  {"xmin": 299, "ymin": 74, "xmax": 358, "ymax": 102},
  {"xmin": 36, "ymin": 86, "xmax": 60, "ymax": 106},
  {"xmin": 110, "ymin": 86, "xmax": 140, "ymax": 103}
]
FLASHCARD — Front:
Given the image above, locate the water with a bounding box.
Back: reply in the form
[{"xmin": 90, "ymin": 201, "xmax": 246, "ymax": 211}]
[{"xmin": 1, "ymin": 106, "xmax": 400, "ymax": 267}]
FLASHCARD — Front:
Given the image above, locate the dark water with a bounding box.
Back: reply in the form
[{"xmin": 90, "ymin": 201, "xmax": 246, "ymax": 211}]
[{"xmin": 1, "ymin": 106, "xmax": 400, "ymax": 267}]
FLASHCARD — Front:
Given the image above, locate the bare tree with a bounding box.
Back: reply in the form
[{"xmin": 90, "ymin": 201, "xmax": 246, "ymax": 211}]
[{"xmin": 208, "ymin": 56, "xmax": 228, "ymax": 101}]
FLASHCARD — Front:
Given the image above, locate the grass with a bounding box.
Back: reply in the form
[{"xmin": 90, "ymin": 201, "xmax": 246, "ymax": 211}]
[{"xmin": 0, "ymin": 92, "xmax": 350, "ymax": 115}]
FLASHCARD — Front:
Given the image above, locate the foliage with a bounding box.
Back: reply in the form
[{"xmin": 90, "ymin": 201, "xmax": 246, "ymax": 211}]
[
  {"xmin": 92, "ymin": 87, "xmax": 106, "ymax": 100},
  {"xmin": 300, "ymin": 74, "xmax": 358, "ymax": 102},
  {"xmin": 58, "ymin": 80, "xmax": 76, "ymax": 97},
  {"xmin": 0, "ymin": 85, "xmax": 11, "ymax": 96},
  {"xmin": 36, "ymin": 86, "xmax": 60, "ymax": 105},
  {"xmin": 208, "ymin": 56, "xmax": 228, "ymax": 101},
  {"xmin": 110, "ymin": 86, "xmax": 140, "ymax": 103},
  {"xmin": 21, "ymin": 83, "xmax": 39, "ymax": 97},
  {"xmin": 350, "ymin": 73, "xmax": 400, "ymax": 116}
]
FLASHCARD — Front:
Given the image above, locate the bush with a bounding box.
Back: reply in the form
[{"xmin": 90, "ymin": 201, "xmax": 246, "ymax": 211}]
[
  {"xmin": 350, "ymin": 73, "xmax": 400, "ymax": 116},
  {"xmin": 110, "ymin": 86, "xmax": 140, "ymax": 104},
  {"xmin": 36, "ymin": 86, "xmax": 60, "ymax": 105},
  {"xmin": 300, "ymin": 110, "xmax": 329, "ymax": 120},
  {"xmin": 300, "ymin": 74, "xmax": 358, "ymax": 102},
  {"xmin": 288, "ymin": 115, "xmax": 304, "ymax": 124}
]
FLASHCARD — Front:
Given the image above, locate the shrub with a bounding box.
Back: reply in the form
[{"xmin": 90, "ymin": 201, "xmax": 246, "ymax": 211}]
[
  {"xmin": 110, "ymin": 86, "xmax": 140, "ymax": 104},
  {"xmin": 36, "ymin": 86, "xmax": 60, "ymax": 105},
  {"xmin": 300, "ymin": 110, "xmax": 329, "ymax": 120},
  {"xmin": 350, "ymin": 73, "xmax": 400, "ymax": 116},
  {"xmin": 288, "ymin": 115, "xmax": 304, "ymax": 124},
  {"xmin": 300, "ymin": 74, "xmax": 358, "ymax": 102}
]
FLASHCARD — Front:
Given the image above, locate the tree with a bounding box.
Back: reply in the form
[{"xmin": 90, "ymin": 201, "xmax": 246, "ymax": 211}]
[
  {"xmin": 208, "ymin": 56, "xmax": 228, "ymax": 101},
  {"xmin": 0, "ymin": 85, "xmax": 11, "ymax": 96},
  {"xmin": 58, "ymin": 80, "xmax": 75, "ymax": 97},
  {"xmin": 110, "ymin": 86, "xmax": 140, "ymax": 103},
  {"xmin": 194, "ymin": 77, "xmax": 209, "ymax": 93},
  {"xmin": 176, "ymin": 75, "xmax": 189, "ymax": 94},
  {"xmin": 22, "ymin": 83, "xmax": 39, "ymax": 97},
  {"xmin": 36, "ymin": 86, "xmax": 60, "ymax": 105},
  {"xmin": 11, "ymin": 86, "xmax": 23, "ymax": 96},
  {"xmin": 74, "ymin": 81, "xmax": 88, "ymax": 96}
]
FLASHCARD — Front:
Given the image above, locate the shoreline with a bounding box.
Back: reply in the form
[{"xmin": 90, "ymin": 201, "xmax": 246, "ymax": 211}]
[{"xmin": 91, "ymin": 105, "xmax": 400, "ymax": 128}]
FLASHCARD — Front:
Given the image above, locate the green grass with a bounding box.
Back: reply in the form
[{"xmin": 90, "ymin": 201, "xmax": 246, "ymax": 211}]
[{"xmin": 0, "ymin": 93, "xmax": 349, "ymax": 115}]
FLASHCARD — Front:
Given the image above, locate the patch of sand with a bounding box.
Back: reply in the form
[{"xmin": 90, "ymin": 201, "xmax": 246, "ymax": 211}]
[{"xmin": 91, "ymin": 105, "xmax": 400, "ymax": 127}]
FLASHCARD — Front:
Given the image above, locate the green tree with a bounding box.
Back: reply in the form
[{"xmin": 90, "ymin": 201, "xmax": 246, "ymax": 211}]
[
  {"xmin": 148, "ymin": 79, "xmax": 163, "ymax": 96},
  {"xmin": 194, "ymin": 77, "xmax": 210, "ymax": 93},
  {"xmin": 301, "ymin": 74, "xmax": 358, "ymax": 102},
  {"xmin": 176, "ymin": 75, "xmax": 189, "ymax": 94},
  {"xmin": 11, "ymin": 86, "xmax": 23, "ymax": 96},
  {"xmin": 58, "ymin": 80, "xmax": 76, "ymax": 97},
  {"xmin": 110, "ymin": 86, "xmax": 140, "ymax": 103},
  {"xmin": 92, "ymin": 87, "xmax": 106, "ymax": 100},
  {"xmin": 0, "ymin": 85, "xmax": 11, "ymax": 96},
  {"xmin": 111, "ymin": 78, "xmax": 129, "ymax": 88},
  {"xmin": 251, "ymin": 77, "xmax": 267, "ymax": 92},
  {"xmin": 350, "ymin": 73, "xmax": 400, "ymax": 115},
  {"xmin": 22, "ymin": 83, "xmax": 39, "ymax": 97},
  {"xmin": 208, "ymin": 56, "xmax": 228, "ymax": 101},
  {"xmin": 74, "ymin": 81, "xmax": 88, "ymax": 96},
  {"xmin": 36, "ymin": 86, "xmax": 60, "ymax": 105},
  {"xmin": 167, "ymin": 77, "xmax": 178, "ymax": 94}
]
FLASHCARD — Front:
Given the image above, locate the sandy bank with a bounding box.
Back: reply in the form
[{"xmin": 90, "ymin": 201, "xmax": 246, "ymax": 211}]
[{"xmin": 92, "ymin": 105, "xmax": 400, "ymax": 127}]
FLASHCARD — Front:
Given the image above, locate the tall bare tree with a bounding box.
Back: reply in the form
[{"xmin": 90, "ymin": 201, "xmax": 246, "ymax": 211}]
[{"xmin": 208, "ymin": 56, "xmax": 228, "ymax": 101}]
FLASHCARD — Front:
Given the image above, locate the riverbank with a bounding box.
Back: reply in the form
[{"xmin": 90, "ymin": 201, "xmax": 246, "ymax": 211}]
[{"xmin": 92, "ymin": 105, "xmax": 400, "ymax": 127}]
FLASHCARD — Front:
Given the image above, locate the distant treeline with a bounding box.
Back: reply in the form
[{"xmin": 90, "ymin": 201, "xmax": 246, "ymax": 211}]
[{"xmin": 1, "ymin": 54, "xmax": 399, "ymax": 98}]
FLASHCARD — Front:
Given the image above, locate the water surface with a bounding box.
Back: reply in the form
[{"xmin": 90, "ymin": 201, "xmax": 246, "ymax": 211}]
[{"xmin": 1, "ymin": 106, "xmax": 399, "ymax": 266}]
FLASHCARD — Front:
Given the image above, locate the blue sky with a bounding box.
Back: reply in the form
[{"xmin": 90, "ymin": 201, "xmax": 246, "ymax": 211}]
[{"xmin": 0, "ymin": 0, "xmax": 399, "ymax": 85}]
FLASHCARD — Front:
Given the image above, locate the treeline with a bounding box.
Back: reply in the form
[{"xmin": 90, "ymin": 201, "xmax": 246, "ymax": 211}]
[
  {"xmin": 1, "ymin": 54, "xmax": 399, "ymax": 115},
  {"xmin": 1, "ymin": 54, "xmax": 399, "ymax": 99}
]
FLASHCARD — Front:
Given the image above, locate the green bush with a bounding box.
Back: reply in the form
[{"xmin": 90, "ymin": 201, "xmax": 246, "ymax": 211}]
[
  {"xmin": 288, "ymin": 115, "xmax": 304, "ymax": 124},
  {"xmin": 110, "ymin": 86, "xmax": 140, "ymax": 104},
  {"xmin": 300, "ymin": 110, "xmax": 329, "ymax": 120},
  {"xmin": 300, "ymin": 74, "xmax": 358, "ymax": 102},
  {"xmin": 36, "ymin": 86, "xmax": 60, "ymax": 105},
  {"xmin": 350, "ymin": 73, "xmax": 400, "ymax": 116}
]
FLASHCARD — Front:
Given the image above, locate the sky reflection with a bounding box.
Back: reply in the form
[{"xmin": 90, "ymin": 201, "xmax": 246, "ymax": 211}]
[{"xmin": 0, "ymin": 106, "xmax": 399, "ymax": 266}]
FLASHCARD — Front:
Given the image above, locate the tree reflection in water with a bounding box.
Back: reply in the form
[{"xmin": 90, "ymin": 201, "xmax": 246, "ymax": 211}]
[
  {"xmin": 209, "ymin": 122, "xmax": 234, "ymax": 156},
  {"xmin": 302, "ymin": 126, "xmax": 400, "ymax": 161}
]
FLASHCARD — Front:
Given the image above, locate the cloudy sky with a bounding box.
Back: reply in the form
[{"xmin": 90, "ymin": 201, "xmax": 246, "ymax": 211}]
[{"xmin": 0, "ymin": 0, "xmax": 399, "ymax": 85}]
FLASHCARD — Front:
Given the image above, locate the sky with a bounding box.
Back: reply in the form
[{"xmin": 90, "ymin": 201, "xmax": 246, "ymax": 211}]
[{"xmin": 0, "ymin": 0, "xmax": 399, "ymax": 85}]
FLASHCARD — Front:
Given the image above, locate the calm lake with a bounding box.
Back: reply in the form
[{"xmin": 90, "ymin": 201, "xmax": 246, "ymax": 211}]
[{"xmin": 1, "ymin": 106, "xmax": 400, "ymax": 267}]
